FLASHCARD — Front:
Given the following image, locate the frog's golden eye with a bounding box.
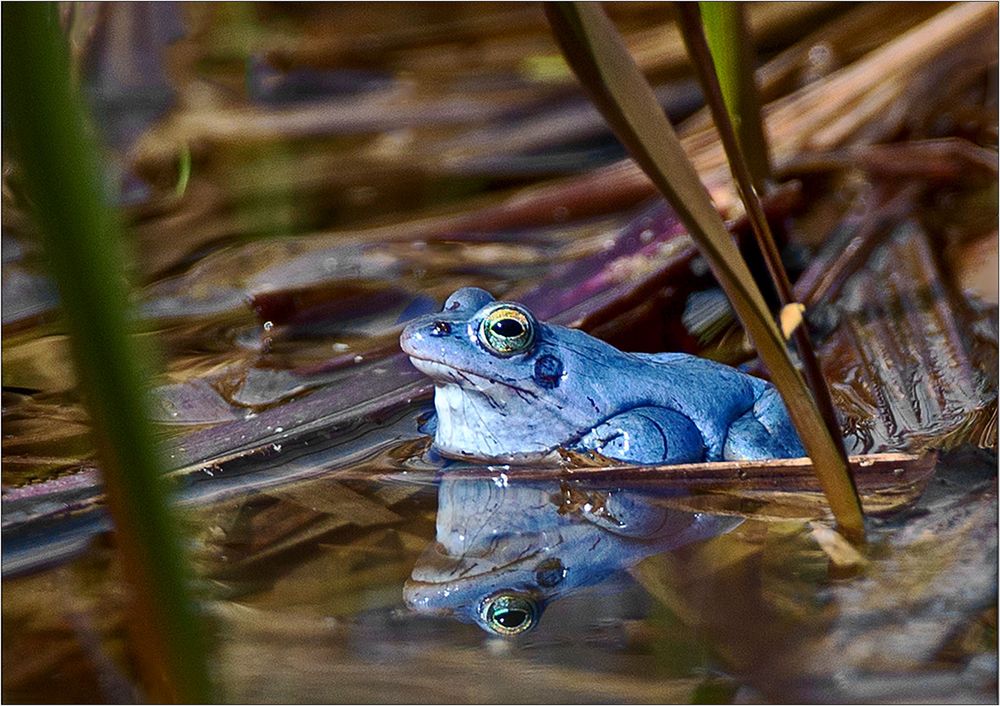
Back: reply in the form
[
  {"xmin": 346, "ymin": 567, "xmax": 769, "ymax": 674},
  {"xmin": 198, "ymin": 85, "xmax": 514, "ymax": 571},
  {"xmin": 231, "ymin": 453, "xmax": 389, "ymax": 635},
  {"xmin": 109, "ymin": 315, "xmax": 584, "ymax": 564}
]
[
  {"xmin": 478, "ymin": 306, "xmax": 534, "ymax": 356},
  {"xmin": 481, "ymin": 592, "xmax": 538, "ymax": 636}
]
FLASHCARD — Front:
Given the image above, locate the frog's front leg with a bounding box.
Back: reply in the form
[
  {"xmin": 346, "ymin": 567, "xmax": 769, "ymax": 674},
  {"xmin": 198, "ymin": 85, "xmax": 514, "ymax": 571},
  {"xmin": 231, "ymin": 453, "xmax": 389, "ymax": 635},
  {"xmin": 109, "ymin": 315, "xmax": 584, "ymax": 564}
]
[
  {"xmin": 573, "ymin": 407, "xmax": 706, "ymax": 464},
  {"xmin": 723, "ymin": 386, "xmax": 806, "ymax": 460}
]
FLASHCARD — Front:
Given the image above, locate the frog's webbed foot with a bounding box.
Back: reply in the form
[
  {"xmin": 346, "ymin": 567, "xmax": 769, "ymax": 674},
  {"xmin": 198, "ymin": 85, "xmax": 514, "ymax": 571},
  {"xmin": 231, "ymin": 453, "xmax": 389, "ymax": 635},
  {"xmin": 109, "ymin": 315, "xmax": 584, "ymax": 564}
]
[
  {"xmin": 573, "ymin": 407, "xmax": 706, "ymax": 464},
  {"xmin": 723, "ymin": 386, "xmax": 806, "ymax": 460}
]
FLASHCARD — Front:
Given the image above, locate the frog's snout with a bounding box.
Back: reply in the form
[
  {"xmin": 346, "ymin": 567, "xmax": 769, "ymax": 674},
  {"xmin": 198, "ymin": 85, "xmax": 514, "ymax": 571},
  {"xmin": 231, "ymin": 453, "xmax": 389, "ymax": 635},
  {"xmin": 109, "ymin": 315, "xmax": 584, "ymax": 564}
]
[
  {"xmin": 399, "ymin": 315, "xmax": 428, "ymax": 350},
  {"xmin": 401, "ymin": 310, "xmax": 466, "ymax": 354},
  {"xmin": 400, "ymin": 319, "xmax": 434, "ymax": 358},
  {"xmin": 399, "ymin": 323, "xmax": 416, "ymax": 356}
]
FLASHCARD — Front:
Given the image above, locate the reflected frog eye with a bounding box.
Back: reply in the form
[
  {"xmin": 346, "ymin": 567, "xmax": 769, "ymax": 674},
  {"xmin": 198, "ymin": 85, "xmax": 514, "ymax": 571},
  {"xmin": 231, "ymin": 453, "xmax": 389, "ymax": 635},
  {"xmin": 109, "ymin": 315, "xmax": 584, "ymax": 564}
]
[
  {"xmin": 481, "ymin": 593, "xmax": 539, "ymax": 636},
  {"xmin": 478, "ymin": 306, "xmax": 534, "ymax": 356}
]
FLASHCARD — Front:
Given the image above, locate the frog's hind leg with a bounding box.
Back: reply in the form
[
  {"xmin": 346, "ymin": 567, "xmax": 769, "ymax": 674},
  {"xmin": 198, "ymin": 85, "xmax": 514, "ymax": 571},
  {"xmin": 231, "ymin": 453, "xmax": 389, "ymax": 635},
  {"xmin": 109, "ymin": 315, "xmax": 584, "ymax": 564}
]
[
  {"xmin": 573, "ymin": 407, "xmax": 706, "ymax": 464},
  {"xmin": 724, "ymin": 386, "xmax": 806, "ymax": 460}
]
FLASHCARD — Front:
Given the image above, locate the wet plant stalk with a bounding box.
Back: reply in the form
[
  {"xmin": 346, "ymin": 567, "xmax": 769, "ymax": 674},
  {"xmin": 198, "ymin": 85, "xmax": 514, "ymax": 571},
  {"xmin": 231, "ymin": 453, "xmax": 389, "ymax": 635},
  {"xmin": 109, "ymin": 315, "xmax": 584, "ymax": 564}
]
[
  {"xmin": 674, "ymin": 5, "xmax": 859, "ymax": 494},
  {"xmin": 1, "ymin": 4, "xmax": 214, "ymax": 701},
  {"xmin": 545, "ymin": 2, "xmax": 865, "ymax": 542}
]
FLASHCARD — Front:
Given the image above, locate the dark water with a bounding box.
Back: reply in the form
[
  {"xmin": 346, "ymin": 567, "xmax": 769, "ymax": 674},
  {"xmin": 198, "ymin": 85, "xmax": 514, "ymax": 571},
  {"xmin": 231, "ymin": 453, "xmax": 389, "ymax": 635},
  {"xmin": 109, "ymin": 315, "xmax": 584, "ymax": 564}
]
[{"xmin": 4, "ymin": 423, "xmax": 996, "ymax": 703}]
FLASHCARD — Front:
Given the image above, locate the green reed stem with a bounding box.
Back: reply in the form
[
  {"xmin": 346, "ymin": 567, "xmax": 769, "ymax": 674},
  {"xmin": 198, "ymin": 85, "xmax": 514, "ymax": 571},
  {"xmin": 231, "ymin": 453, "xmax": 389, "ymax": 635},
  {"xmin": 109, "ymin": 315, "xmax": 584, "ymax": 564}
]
[
  {"xmin": 2, "ymin": 4, "xmax": 214, "ymax": 701},
  {"xmin": 699, "ymin": 2, "xmax": 772, "ymax": 189},
  {"xmin": 545, "ymin": 2, "xmax": 865, "ymax": 542},
  {"xmin": 675, "ymin": 3, "xmax": 860, "ymax": 512}
]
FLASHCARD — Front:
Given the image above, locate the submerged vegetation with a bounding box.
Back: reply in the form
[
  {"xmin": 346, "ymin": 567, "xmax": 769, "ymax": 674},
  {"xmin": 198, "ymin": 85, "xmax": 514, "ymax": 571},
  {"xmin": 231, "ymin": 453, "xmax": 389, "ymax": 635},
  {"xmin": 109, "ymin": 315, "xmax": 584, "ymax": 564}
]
[{"xmin": 2, "ymin": 3, "xmax": 997, "ymax": 703}]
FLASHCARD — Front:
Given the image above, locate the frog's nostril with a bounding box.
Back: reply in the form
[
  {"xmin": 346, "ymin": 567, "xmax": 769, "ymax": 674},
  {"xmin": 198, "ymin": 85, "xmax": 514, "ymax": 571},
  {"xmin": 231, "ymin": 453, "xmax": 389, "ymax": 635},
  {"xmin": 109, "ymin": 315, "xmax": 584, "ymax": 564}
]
[{"xmin": 430, "ymin": 320, "xmax": 452, "ymax": 336}]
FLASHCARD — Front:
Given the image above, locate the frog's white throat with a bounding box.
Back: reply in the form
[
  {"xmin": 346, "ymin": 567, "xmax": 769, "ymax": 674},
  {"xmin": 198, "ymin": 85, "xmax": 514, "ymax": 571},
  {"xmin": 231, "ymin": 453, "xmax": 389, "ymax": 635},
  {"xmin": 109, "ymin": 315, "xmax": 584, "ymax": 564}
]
[{"xmin": 432, "ymin": 382, "xmax": 562, "ymax": 462}]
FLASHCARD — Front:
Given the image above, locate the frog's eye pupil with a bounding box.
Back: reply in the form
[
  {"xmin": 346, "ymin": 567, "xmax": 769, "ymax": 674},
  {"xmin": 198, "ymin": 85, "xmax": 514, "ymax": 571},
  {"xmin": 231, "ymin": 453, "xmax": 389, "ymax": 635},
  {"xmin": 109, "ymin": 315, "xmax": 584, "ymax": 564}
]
[
  {"xmin": 478, "ymin": 306, "xmax": 534, "ymax": 357},
  {"xmin": 491, "ymin": 318, "xmax": 524, "ymax": 338},
  {"xmin": 482, "ymin": 593, "xmax": 538, "ymax": 636},
  {"xmin": 495, "ymin": 609, "xmax": 527, "ymax": 629}
]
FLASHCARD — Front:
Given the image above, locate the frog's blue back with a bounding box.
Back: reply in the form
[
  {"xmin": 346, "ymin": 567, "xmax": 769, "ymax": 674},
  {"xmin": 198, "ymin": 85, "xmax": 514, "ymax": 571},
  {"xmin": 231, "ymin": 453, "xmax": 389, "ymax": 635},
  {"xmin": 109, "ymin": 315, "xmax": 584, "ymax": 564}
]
[{"xmin": 572, "ymin": 348, "xmax": 803, "ymax": 463}]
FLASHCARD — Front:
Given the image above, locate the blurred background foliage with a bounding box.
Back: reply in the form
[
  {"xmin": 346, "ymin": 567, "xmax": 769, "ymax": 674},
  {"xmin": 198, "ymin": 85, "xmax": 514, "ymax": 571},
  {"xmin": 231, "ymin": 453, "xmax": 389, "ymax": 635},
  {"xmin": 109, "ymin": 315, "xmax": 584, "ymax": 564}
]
[{"xmin": 2, "ymin": 2, "xmax": 997, "ymax": 703}]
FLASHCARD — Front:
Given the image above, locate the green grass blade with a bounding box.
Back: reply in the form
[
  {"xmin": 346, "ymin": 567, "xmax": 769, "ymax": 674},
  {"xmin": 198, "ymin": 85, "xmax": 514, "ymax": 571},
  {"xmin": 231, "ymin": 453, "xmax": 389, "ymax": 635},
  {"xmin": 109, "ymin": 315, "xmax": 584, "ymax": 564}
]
[
  {"xmin": 699, "ymin": 2, "xmax": 771, "ymax": 189},
  {"xmin": 544, "ymin": 2, "xmax": 865, "ymax": 542},
  {"xmin": 175, "ymin": 143, "xmax": 193, "ymax": 199},
  {"xmin": 2, "ymin": 4, "xmax": 215, "ymax": 701}
]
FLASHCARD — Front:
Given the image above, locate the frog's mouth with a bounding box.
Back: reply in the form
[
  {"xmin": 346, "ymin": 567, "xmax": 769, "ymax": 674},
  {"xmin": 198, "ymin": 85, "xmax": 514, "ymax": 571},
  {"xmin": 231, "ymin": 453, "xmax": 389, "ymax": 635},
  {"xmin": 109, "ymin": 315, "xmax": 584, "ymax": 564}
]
[
  {"xmin": 406, "ymin": 356, "xmax": 471, "ymax": 385},
  {"xmin": 408, "ymin": 545, "xmax": 546, "ymax": 590},
  {"xmin": 403, "ymin": 536, "xmax": 551, "ymax": 614},
  {"xmin": 406, "ymin": 355, "xmax": 535, "ymax": 396}
]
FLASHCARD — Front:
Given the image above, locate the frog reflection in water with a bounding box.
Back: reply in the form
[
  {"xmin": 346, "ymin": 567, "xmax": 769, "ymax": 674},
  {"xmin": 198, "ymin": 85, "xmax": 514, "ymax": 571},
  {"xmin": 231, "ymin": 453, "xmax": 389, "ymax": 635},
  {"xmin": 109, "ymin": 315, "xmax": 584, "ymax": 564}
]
[
  {"xmin": 405, "ymin": 476, "xmax": 740, "ymax": 635},
  {"xmin": 400, "ymin": 287, "xmax": 805, "ymax": 464}
]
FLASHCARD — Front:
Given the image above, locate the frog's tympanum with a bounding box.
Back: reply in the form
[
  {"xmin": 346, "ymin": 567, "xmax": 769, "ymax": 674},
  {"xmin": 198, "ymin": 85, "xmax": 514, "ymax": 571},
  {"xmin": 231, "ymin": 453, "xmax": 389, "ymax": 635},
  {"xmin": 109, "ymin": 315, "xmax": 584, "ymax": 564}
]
[
  {"xmin": 400, "ymin": 287, "xmax": 805, "ymax": 464},
  {"xmin": 404, "ymin": 476, "xmax": 739, "ymax": 636}
]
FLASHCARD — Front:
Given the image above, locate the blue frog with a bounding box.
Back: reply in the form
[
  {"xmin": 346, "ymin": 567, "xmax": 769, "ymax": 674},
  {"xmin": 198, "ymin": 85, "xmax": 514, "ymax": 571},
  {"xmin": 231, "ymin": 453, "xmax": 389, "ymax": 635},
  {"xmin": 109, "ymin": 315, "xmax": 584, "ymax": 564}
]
[
  {"xmin": 404, "ymin": 476, "xmax": 740, "ymax": 636},
  {"xmin": 400, "ymin": 287, "xmax": 805, "ymax": 464}
]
